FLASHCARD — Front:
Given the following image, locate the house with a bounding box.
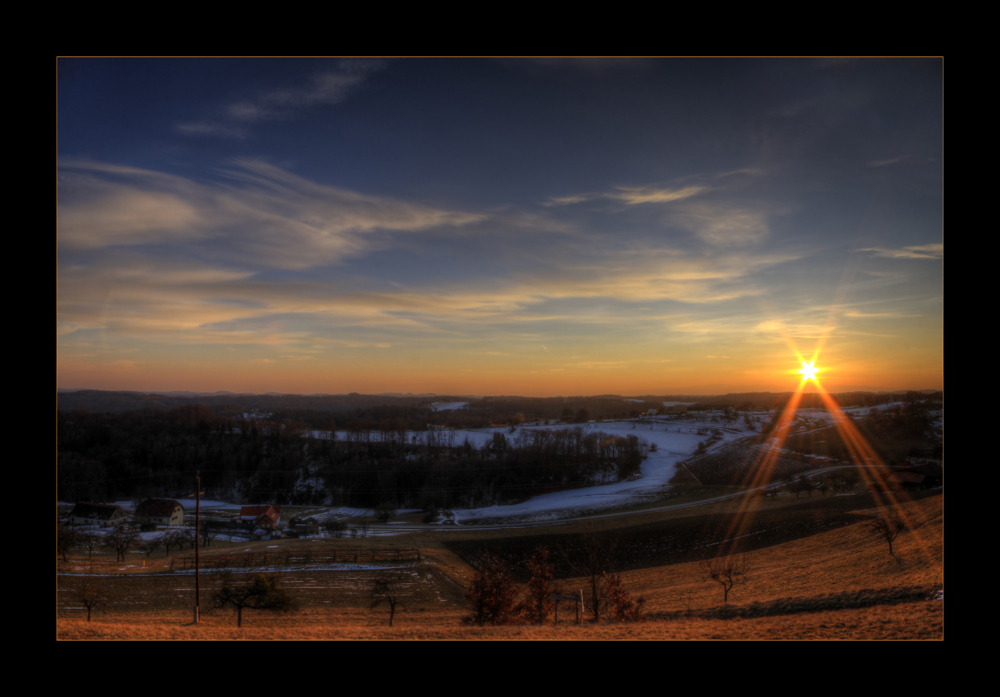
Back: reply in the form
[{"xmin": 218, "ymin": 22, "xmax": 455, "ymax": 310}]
[
  {"xmin": 69, "ymin": 502, "xmax": 129, "ymax": 527},
  {"xmin": 288, "ymin": 518, "xmax": 320, "ymax": 537},
  {"xmin": 239, "ymin": 505, "xmax": 282, "ymax": 529},
  {"xmin": 288, "ymin": 516, "xmax": 319, "ymax": 527},
  {"xmin": 887, "ymin": 471, "xmax": 926, "ymax": 491},
  {"xmin": 646, "ymin": 409, "xmax": 657, "ymax": 416},
  {"xmin": 888, "ymin": 463, "xmax": 942, "ymax": 491},
  {"xmin": 135, "ymin": 498, "xmax": 184, "ymax": 526}
]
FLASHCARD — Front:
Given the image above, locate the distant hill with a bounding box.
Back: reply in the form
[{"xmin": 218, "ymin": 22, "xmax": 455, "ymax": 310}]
[
  {"xmin": 56, "ymin": 389, "xmax": 462, "ymax": 414},
  {"xmin": 57, "ymin": 387, "xmax": 941, "ymax": 416}
]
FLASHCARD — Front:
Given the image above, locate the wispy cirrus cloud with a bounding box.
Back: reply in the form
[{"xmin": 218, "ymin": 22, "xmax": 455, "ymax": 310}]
[
  {"xmin": 859, "ymin": 243, "xmax": 942, "ymax": 260},
  {"xmin": 58, "ymin": 239, "xmax": 800, "ymax": 348},
  {"xmin": 613, "ymin": 185, "xmax": 709, "ymax": 205},
  {"xmin": 544, "ymin": 184, "xmax": 708, "ymax": 207},
  {"xmin": 670, "ymin": 204, "xmax": 771, "ymax": 247},
  {"xmin": 174, "ymin": 121, "xmax": 249, "ymax": 139},
  {"xmin": 175, "ymin": 59, "xmax": 386, "ymax": 137},
  {"xmin": 843, "ymin": 311, "xmax": 919, "ymax": 319},
  {"xmin": 58, "ymin": 158, "xmax": 800, "ymax": 353},
  {"xmin": 869, "ymin": 156, "xmax": 907, "ymax": 167},
  {"xmin": 58, "ymin": 159, "xmax": 483, "ymax": 267}
]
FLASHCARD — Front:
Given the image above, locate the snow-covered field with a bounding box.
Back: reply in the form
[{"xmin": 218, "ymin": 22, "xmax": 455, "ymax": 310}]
[
  {"xmin": 438, "ymin": 418, "xmax": 753, "ymax": 524},
  {"xmin": 64, "ymin": 403, "xmax": 937, "ymax": 530},
  {"xmin": 428, "ymin": 402, "xmax": 468, "ymax": 411},
  {"xmin": 103, "ymin": 499, "xmax": 232, "ymax": 511}
]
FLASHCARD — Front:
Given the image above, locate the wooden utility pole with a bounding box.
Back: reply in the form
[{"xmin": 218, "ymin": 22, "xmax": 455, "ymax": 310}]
[{"xmin": 190, "ymin": 471, "xmax": 205, "ymax": 624}]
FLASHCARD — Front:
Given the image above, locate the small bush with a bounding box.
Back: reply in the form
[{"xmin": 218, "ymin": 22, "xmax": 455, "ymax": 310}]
[
  {"xmin": 466, "ymin": 553, "xmax": 520, "ymax": 626},
  {"xmin": 605, "ymin": 573, "xmax": 644, "ymax": 622},
  {"xmin": 323, "ymin": 519, "xmax": 347, "ymax": 537}
]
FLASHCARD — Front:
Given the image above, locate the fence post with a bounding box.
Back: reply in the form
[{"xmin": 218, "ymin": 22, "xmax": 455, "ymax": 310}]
[{"xmin": 577, "ymin": 590, "xmax": 583, "ymax": 624}]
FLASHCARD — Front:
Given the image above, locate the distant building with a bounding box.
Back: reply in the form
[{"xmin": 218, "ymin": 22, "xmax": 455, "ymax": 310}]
[
  {"xmin": 135, "ymin": 498, "xmax": 184, "ymax": 526},
  {"xmin": 646, "ymin": 409, "xmax": 657, "ymax": 416},
  {"xmin": 69, "ymin": 502, "xmax": 129, "ymax": 527},
  {"xmin": 887, "ymin": 472, "xmax": 926, "ymax": 491},
  {"xmin": 240, "ymin": 505, "xmax": 282, "ymax": 529},
  {"xmin": 888, "ymin": 463, "xmax": 942, "ymax": 490}
]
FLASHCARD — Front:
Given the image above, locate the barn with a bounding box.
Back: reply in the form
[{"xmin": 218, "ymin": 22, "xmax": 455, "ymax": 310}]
[{"xmin": 135, "ymin": 498, "xmax": 185, "ymax": 526}]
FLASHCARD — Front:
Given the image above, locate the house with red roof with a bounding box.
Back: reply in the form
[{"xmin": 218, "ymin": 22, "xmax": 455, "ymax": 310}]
[{"xmin": 239, "ymin": 505, "xmax": 282, "ymax": 529}]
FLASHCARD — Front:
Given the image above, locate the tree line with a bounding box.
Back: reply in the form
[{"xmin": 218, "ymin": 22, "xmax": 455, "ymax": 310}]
[{"xmin": 58, "ymin": 408, "xmax": 648, "ymax": 511}]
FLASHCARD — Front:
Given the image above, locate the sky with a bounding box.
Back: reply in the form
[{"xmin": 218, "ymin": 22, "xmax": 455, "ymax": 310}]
[{"xmin": 57, "ymin": 58, "xmax": 943, "ymax": 397}]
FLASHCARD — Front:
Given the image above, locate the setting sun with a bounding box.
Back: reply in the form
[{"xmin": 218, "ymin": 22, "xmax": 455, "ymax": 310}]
[{"xmin": 799, "ymin": 361, "xmax": 819, "ymax": 380}]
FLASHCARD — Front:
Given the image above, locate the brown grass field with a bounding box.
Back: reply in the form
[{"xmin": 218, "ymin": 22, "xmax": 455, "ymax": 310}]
[{"xmin": 57, "ymin": 494, "xmax": 942, "ymax": 640}]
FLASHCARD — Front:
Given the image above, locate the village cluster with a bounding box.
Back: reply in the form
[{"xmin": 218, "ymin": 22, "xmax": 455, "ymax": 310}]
[{"xmin": 64, "ymin": 500, "xmax": 286, "ymax": 538}]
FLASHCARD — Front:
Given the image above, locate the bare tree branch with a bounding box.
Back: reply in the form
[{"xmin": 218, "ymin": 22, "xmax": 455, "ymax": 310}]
[
  {"xmin": 865, "ymin": 509, "xmax": 907, "ymax": 558},
  {"xmin": 701, "ymin": 553, "xmax": 752, "ymax": 604}
]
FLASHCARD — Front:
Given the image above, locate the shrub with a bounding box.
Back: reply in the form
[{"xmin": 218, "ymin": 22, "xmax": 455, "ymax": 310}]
[
  {"xmin": 466, "ymin": 553, "xmax": 520, "ymax": 625},
  {"xmin": 605, "ymin": 573, "xmax": 645, "ymax": 622},
  {"xmin": 323, "ymin": 519, "xmax": 347, "ymax": 538},
  {"xmin": 517, "ymin": 546, "xmax": 554, "ymax": 624}
]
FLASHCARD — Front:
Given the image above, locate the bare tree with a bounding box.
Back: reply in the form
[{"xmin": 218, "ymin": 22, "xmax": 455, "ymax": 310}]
[
  {"xmin": 160, "ymin": 531, "xmax": 179, "ymax": 556},
  {"xmin": 832, "ymin": 470, "xmax": 859, "ymax": 493},
  {"xmin": 787, "ymin": 474, "xmax": 818, "ymax": 498},
  {"xmin": 69, "ymin": 577, "xmax": 110, "ymax": 622},
  {"xmin": 369, "ymin": 572, "xmax": 407, "ymax": 626},
  {"xmin": 210, "ymin": 572, "xmax": 297, "ymax": 627},
  {"xmin": 357, "ymin": 519, "xmax": 370, "ymax": 538},
  {"xmin": 563, "ymin": 527, "xmax": 620, "ymax": 621},
  {"xmin": 103, "ymin": 524, "xmax": 140, "ymax": 562},
  {"xmin": 701, "ymin": 554, "xmax": 753, "ymax": 603},
  {"xmin": 78, "ymin": 531, "xmax": 103, "ymax": 561},
  {"xmin": 171, "ymin": 528, "xmax": 196, "ymax": 550},
  {"xmin": 201, "ymin": 519, "xmax": 220, "ymax": 547},
  {"xmin": 865, "ymin": 509, "xmax": 907, "ymax": 558},
  {"xmin": 57, "ymin": 525, "xmax": 80, "ymax": 562},
  {"xmin": 374, "ymin": 502, "xmax": 397, "ymax": 524},
  {"xmin": 139, "ymin": 535, "xmax": 162, "ymax": 558}
]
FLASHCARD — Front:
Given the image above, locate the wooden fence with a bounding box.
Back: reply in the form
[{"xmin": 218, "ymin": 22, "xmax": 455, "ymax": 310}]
[{"xmin": 178, "ymin": 548, "xmax": 422, "ymax": 571}]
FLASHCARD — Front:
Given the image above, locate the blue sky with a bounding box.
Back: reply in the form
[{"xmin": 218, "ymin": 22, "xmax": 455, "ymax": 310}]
[{"xmin": 57, "ymin": 58, "xmax": 942, "ymax": 395}]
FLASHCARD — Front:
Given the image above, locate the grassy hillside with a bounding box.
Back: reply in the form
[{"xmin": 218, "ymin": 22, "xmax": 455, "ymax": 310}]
[{"xmin": 57, "ymin": 494, "xmax": 942, "ymax": 639}]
